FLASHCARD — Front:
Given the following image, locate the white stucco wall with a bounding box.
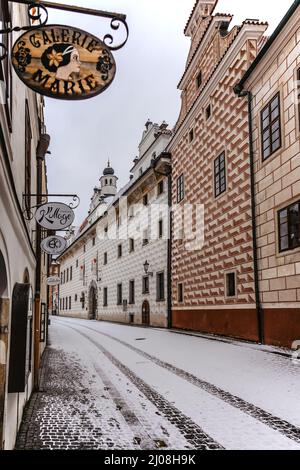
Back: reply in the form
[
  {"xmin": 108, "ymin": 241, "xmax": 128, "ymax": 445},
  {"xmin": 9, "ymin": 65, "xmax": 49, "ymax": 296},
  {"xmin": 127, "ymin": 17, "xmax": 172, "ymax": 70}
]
[
  {"xmin": 58, "ymin": 125, "xmax": 171, "ymax": 328},
  {"xmin": 0, "ymin": 4, "xmax": 47, "ymax": 450}
]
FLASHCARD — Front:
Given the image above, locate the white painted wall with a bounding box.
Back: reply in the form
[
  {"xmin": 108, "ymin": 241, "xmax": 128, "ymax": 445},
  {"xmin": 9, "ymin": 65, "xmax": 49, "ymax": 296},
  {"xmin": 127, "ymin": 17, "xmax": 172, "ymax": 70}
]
[
  {"xmin": 59, "ymin": 124, "xmax": 172, "ymax": 328},
  {"xmin": 0, "ymin": 4, "xmax": 47, "ymax": 450}
]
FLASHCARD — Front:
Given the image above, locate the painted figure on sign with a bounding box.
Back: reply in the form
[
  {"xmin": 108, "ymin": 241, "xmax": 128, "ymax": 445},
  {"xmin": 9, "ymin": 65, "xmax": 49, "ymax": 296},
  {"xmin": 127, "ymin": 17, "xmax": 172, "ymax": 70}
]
[{"xmin": 41, "ymin": 43, "xmax": 81, "ymax": 80}]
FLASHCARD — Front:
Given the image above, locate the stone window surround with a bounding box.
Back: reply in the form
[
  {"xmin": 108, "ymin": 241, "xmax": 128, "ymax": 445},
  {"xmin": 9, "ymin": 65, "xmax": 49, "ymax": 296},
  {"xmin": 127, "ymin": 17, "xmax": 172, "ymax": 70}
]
[
  {"xmin": 129, "ymin": 238, "xmax": 135, "ymax": 253},
  {"xmin": 294, "ymin": 66, "xmax": 300, "ymax": 135},
  {"xmin": 157, "ymin": 179, "xmax": 164, "ymax": 196},
  {"xmin": 213, "ymin": 150, "xmax": 227, "ymax": 200},
  {"xmin": 103, "ymin": 287, "xmax": 108, "ymax": 307},
  {"xmin": 142, "ymin": 275, "xmax": 149, "ymax": 295},
  {"xmin": 117, "ymin": 283, "xmax": 122, "ymax": 305},
  {"xmin": 274, "ymin": 194, "xmax": 300, "ymax": 258},
  {"xmin": 156, "ymin": 271, "xmax": 165, "ymax": 302},
  {"xmin": 176, "ymin": 173, "xmax": 184, "ymax": 203},
  {"xmin": 177, "ymin": 282, "xmax": 184, "ymax": 303},
  {"xmin": 261, "ymin": 92, "xmax": 281, "ymax": 161},
  {"xmin": 158, "ymin": 219, "xmax": 163, "ymax": 239},
  {"xmin": 129, "ymin": 279, "xmax": 135, "ymax": 305},
  {"xmin": 256, "ymin": 86, "xmax": 285, "ymax": 170},
  {"xmin": 224, "ymin": 269, "xmax": 238, "ymax": 299}
]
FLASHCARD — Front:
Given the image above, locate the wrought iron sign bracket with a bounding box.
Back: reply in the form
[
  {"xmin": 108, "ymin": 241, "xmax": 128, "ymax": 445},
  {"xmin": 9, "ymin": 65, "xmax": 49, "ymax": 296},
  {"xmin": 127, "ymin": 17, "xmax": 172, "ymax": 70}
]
[
  {"xmin": 23, "ymin": 192, "xmax": 80, "ymax": 220},
  {"xmin": 0, "ymin": 0, "xmax": 129, "ymax": 61}
]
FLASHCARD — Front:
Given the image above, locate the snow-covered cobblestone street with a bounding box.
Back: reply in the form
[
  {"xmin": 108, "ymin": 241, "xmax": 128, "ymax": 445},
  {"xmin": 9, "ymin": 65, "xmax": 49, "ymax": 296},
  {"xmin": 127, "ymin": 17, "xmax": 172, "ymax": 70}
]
[{"xmin": 16, "ymin": 317, "xmax": 300, "ymax": 450}]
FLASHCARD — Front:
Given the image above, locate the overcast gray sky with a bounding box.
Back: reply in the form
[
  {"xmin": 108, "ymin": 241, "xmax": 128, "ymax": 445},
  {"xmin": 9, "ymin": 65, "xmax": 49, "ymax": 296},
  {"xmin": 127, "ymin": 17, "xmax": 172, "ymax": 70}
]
[{"xmin": 45, "ymin": 0, "xmax": 293, "ymax": 224}]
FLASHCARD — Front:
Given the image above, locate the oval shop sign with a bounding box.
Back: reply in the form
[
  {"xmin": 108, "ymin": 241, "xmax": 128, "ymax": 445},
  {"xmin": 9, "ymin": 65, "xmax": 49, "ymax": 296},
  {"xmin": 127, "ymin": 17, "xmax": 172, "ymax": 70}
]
[
  {"xmin": 35, "ymin": 202, "xmax": 75, "ymax": 230},
  {"xmin": 12, "ymin": 25, "xmax": 116, "ymax": 100},
  {"xmin": 41, "ymin": 235, "xmax": 68, "ymax": 256},
  {"xmin": 46, "ymin": 276, "xmax": 61, "ymax": 286}
]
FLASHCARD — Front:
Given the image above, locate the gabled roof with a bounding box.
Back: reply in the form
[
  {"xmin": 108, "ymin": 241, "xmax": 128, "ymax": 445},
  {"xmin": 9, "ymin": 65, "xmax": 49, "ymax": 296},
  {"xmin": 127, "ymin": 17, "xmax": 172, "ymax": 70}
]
[
  {"xmin": 184, "ymin": 0, "xmax": 217, "ymax": 35},
  {"xmin": 235, "ymin": 0, "xmax": 300, "ymax": 92},
  {"xmin": 179, "ymin": 13, "xmax": 233, "ymax": 89}
]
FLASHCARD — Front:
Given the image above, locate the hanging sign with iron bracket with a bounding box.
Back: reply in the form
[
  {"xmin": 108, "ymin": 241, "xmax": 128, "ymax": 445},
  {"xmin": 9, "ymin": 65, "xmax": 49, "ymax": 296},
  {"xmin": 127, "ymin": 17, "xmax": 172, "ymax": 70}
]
[
  {"xmin": 12, "ymin": 25, "xmax": 116, "ymax": 100},
  {"xmin": 23, "ymin": 193, "xmax": 80, "ymax": 221},
  {"xmin": 41, "ymin": 235, "xmax": 67, "ymax": 255},
  {"xmin": 35, "ymin": 202, "xmax": 75, "ymax": 230},
  {"xmin": 0, "ymin": 1, "xmax": 129, "ymax": 100}
]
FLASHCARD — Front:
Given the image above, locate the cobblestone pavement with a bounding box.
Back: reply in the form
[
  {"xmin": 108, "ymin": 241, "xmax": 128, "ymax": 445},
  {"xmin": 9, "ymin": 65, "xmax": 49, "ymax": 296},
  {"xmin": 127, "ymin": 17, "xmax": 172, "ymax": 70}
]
[
  {"xmin": 69, "ymin": 321, "xmax": 300, "ymax": 444},
  {"xmin": 16, "ymin": 317, "xmax": 300, "ymax": 450}
]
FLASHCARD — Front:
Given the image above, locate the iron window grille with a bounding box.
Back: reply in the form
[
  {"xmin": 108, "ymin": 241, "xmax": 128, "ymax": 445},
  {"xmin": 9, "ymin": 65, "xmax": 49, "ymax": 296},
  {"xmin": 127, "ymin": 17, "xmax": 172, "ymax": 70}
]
[
  {"xmin": 177, "ymin": 174, "xmax": 184, "ymax": 203},
  {"xmin": 214, "ymin": 152, "xmax": 226, "ymax": 198}
]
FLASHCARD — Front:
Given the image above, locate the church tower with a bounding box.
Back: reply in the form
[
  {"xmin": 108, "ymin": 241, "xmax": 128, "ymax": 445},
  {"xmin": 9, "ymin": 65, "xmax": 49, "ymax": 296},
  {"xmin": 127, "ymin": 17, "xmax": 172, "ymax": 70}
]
[{"xmin": 100, "ymin": 160, "xmax": 118, "ymax": 198}]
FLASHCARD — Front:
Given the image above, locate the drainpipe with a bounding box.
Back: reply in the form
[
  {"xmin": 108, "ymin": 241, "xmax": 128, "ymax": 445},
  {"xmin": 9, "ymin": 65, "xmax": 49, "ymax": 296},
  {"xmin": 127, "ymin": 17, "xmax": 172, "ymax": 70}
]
[
  {"xmin": 234, "ymin": 86, "xmax": 264, "ymax": 344},
  {"xmin": 34, "ymin": 133, "xmax": 50, "ymax": 390},
  {"xmin": 167, "ymin": 172, "xmax": 172, "ymax": 329}
]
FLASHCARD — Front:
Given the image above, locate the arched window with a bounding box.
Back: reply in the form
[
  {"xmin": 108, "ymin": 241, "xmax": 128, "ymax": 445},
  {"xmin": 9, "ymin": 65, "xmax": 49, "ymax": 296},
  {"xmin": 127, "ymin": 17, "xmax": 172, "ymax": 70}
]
[
  {"xmin": 105, "ymin": 179, "xmax": 108, "ymax": 184},
  {"xmin": 110, "ymin": 179, "xmax": 112, "ymax": 185}
]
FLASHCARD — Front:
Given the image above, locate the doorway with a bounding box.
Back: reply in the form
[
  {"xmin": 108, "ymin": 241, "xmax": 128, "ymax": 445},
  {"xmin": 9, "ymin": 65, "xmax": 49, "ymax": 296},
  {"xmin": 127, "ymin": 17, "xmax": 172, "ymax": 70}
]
[
  {"xmin": 88, "ymin": 282, "xmax": 97, "ymax": 320},
  {"xmin": 142, "ymin": 300, "xmax": 150, "ymax": 326}
]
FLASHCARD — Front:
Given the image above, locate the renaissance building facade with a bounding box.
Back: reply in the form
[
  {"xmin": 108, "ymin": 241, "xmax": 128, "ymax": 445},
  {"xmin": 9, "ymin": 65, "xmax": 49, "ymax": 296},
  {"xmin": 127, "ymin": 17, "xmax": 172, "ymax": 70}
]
[
  {"xmin": 58, "ymin": 120, "xmax": 172, "ymax": 327},
  {"xmin": 0, "ymin": 2, "xmax": 49, "ymax": 450},
  {"xmin": 234, "ymin": 0, "xmax": 300, "ymax": 347},
  {"xmin": 169, "ymin": 0, "xmax": 268, "ymax": 342}
]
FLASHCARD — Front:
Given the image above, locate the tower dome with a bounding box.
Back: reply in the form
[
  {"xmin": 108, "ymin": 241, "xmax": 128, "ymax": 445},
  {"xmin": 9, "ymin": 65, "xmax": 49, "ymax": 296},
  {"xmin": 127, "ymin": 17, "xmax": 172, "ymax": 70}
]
[
  {"xmin": 100, "ymin": 159, "xmax": 118, "ymax": 198},
  {"xmin": 103, "ymin": 160, "xmax": 115, "ymax": 176}
]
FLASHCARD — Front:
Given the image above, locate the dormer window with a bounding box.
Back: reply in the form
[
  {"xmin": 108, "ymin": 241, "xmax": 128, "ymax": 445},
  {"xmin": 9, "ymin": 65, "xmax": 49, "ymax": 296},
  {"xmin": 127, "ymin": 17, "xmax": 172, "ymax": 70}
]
[{"xmin": 196, "ymin": 71, "xmax": 202, "ymax": 89}]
